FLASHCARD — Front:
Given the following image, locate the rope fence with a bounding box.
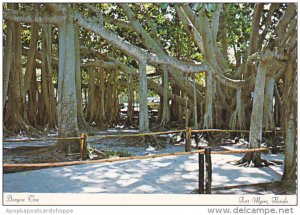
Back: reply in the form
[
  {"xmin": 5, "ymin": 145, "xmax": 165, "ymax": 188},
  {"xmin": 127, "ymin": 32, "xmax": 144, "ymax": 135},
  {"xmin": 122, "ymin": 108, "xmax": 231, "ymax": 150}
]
[
  {"xmin": 191, "ymin": 129, "xmax": 284, "ymax": 133},
  {"xmin": 3, "ymin": 147, "xmax": 272, "ymax": 194},
  {"xmin": 3, "ymin": 136, "xmax": 83, "ymax": 142},
  {"xmin": 3, "ymin": 127, "xmax": 284, "ymax": 161},
  {"xmin": 3, "ymin": 143, "xmax": 276, "ymax": 194},
  {"xmin": 3, "ymin": 147, "xmax": 268, "ymax": 169},
  {"xmin": 89, "ymin": 129, "xmax": 186, "ymax": 139},
  {"xmin": 3, "ymin": 127, "xmax": 284, "ymax": 143}
]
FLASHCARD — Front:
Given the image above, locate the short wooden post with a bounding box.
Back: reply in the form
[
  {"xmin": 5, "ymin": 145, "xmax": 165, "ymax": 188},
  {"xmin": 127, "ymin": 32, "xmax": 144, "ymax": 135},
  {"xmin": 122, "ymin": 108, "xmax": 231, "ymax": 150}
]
[
  {"xmin": 83, "ymin": 133, "xmax": 88, "ymax": 160},
  {"xmin": 185, "ymin": 127, "xmax": 192, "ymax": 152},
  {"xmin": 198, "ymin": 152, "xmax": 204, "ymax": 194},
  {"xmin": 205, "ymin": 147, "xmax": 212, "ymax": 194},
  {"xmin": 195, "ymin": 132, "xmax": 200, "ymax": 148},
  {"xmin": 79, "ymin": 133, "xmax": 85, "ymax": 160}
]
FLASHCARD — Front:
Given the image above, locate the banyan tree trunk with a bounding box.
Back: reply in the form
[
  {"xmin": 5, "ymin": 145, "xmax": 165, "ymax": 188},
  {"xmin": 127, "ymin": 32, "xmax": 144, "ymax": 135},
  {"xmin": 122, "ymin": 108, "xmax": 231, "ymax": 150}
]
[
  {"xmin": 170, "ymin": 84, "xmax": 181, "ymax": 122},
  {"xmin": 41, "ymin": 24, "xmax": 57, "ymax": 129},
  {"xmin": 98, "ymin": 68, "xmax": 106, "ymax": 127},
  {"xmin": 74, "ymin": 18, "xmax": 88, "ymax": 131},
  {"xmin": 57, "ymin": 17, "xmax": 79, "ymax": 153},
  {"xmin": 105, "ymin": 69, "xmax": 119, "ymax": 126},
  {"xmin": 4, "ymin": 7, "xmax": 29, "ymax": 134},
  {"xmin": 27, "ymin": 71, "xmax": 38, "ymax": 127},
  {"xmin": 3, "ymin": 7, "xmax": 13, "ymax": 111},
  {"xmin": 159, "ymin": 69, "xmax": 170, "ymax": 128},
  {"xmin": 193, "ymin": 77, "xmax": 198, "ymax": 128},
  {"xmin": 125, "ymin": 74, "xmax": 134, "ymax": 126},
  {"xmin": 85, "ymin": 67, "xmax": 96, "ymax": 123},
  {"xmin": 282, "ymin": 111, "xmax": 297, "ymax": 183},
  {"xmin": 203, "ymin": 70, "xmax": 215, "ymax": 129},
  {"xmin": 230, "ymin": 88, "xmax": 246, "ymax": 130},
  {"xmin": 238, "ymin": 56, "xmax": 269, "ymax": 167},
  {"xmin": 138, "ymin": 61, "xmax": 149, "ymax": 132},
  {"xmin": 281, "ymin": 58, "xmax": 297, "ymax": 184},
  {"xmin": 263, "ymin": 76, "xmax": 275, "ymax": 131}
]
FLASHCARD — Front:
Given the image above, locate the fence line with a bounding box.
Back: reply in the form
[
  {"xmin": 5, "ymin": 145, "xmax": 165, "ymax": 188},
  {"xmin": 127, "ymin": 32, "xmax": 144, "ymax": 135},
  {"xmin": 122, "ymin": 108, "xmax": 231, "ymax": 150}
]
[
  {"xmin": 3, "ymin": 148, "xmax": 268, "ymax": 169},
  {"xmin": 3, "ymin": 128, "xmax": 283, "ymax": 143},
  {"xmin": 2, "ymin": 129, "xmax": 186, "ymax": 143},
  {"xmin": 3, "ymin": 128, "xmax": 284, "ymax": 193},
  {"xmin": 191, "ymin": 129, "xmax": 284, "ymax": 133},
  {"xmin": 90, "ymin": 129, "xmax": 186, "ymax": 139},
  {"xmin": 4, "ymin": 147, "xmax": 276, "ymax": 194},
  {"xmin": 3, "ymin": 136, "xmax": 83, "ymax": 142}
]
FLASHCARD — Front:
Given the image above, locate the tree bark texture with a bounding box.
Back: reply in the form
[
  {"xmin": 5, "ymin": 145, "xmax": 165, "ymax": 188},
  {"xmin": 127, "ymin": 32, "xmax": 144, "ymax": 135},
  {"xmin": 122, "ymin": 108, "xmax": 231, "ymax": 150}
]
[
  {"xmin": 160, "ymin": 69, "xmax": 170, "ymax": 127},
  {"xmin": 57, "ymin": 17, "xmax": 79, "ymax": 153},
  {"xmin": 139, "ymin": 62, "xmax": 149, "ymax": 132},
  {"xmin": 263, "ymin": 76, "xmax": 275, "ymax": 130},
  {"xmin": 248, "ymin": 60, "xmax": 268, "ymax": 149},
  {"xmin": 3, "ymin": 18, "xmax": 13, "ymax": 110}
]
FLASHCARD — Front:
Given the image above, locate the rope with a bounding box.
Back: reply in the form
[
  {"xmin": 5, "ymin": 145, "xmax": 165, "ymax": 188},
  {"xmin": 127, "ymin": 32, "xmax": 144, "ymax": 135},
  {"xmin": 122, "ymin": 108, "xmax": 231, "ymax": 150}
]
[
  {"xmin": 89, "ymin": 129, "xmax": 186, "ymax": 139},
  {"xmin": 3, "ymin": 128, "xmax": 284, "ymax": 143},
  {"xmin": 3, "ymin": 147, "xmax": 270, "ymax": 169},
  {"xmin": 191, "ymin": 129, "xmax": 284, "ymax": 133},
  {"xmin": 3, "ymin": 136, "xmax": 83, "ymax": 143},
  {"xmin": 210, "ymin": 148, "xmax": 268, "ymax": 154}
]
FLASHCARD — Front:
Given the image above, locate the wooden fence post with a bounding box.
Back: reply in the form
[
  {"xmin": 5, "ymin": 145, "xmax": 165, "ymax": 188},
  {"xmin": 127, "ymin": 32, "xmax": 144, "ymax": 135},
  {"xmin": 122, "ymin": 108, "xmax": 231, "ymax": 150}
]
[
  {"xmin": 195, "ymin": 132, "xmax": 200, "ymax": 148},
  {"xmin": 79, "ymin": 133, "xmax": 85, "ymax": 160},
  {"xmin": 198, "ymin": 152, "xmax": 204, "ymax": 194},
  {"xmin": 205, "ymin": 147, "xmax": 212, "ymax": 194},
  {"xmin": 83, "ymin": 133, "xmax": 88, "ymax": 160},
  {"xmin": 185, "ymin": 127, "xmax": 192, "ymax": 152}
]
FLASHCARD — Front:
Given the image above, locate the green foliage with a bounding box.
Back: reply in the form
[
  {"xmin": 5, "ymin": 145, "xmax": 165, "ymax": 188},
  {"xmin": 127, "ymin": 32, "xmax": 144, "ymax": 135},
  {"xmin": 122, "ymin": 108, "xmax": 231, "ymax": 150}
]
[
  {"xmin": 191, "ymin": 3, "xmax": 216, "ymax": 16},
  {"xmin": 225, "ymin": 4, "xmax": 254, "ymax": 66},
  {"xmin": 192, "ymin": 3, "xmax": 202, "ymax": 11},
  {"xmin": 160, "ymin": 3, "xmax": 168, "ymax": 10},
  {"xmin": 205, "ymin": 3, "xmax": 216, "ymax": 12}
]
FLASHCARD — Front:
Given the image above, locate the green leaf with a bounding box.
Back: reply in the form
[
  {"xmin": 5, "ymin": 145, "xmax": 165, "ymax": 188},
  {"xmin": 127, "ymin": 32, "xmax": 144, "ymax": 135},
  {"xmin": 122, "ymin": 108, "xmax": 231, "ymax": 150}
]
[
  {"xmin": 160, "ymin": 3, "xmax": 169, "ymax": 10},
  {"xmin": 210, "ymin": 4, "xmax": 216, "ymax": 12},
  {"xmin": 205, "ymin": 3, "xmax": 216, "ymax": 12},
  {"xmin": 192, "ymin": 3, "xmax": 203, "ymax": 11}
]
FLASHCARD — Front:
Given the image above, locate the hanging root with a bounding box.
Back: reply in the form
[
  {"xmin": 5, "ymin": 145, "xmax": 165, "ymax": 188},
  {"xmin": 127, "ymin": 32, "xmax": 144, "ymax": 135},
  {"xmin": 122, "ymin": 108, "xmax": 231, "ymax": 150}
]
[{"xmin": 229, "ymin": 110, "xmax": 238, "ymax": 130}]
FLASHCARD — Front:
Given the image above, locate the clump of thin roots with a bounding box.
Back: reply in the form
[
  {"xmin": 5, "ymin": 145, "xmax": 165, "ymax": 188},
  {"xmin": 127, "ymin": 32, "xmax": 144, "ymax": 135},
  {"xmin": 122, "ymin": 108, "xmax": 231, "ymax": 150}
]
[
  {"xmin": 122, "ymin": 135, "xmax": 166, "ymax": 149},
  {"xmin": 234, "ymin": 152, "xmax": 276, "ymax": 167}
]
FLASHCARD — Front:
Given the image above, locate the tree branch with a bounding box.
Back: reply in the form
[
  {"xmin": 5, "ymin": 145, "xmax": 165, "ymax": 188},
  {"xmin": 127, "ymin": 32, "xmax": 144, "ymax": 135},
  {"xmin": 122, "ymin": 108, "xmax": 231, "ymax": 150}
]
[
  {"xmin": 174, "ymin": 4, "xmax": 205, "ymax": 53},
  {"xmin": 274, "ymin": 3, "xmax": 297, "ymax": 39},
  {"xmin": 3, "ymin": 9, "xmax": 62, "ymax": 24},
  {"xmin": 257, "ymin": 3, "xmax": 281, "ymax": 50},
  {"xmin": 47, "ymin": 3, "xmax": 208, "ymax": 73},
  {"xmin": 247, "ymin": 3, "xmax": 264, "ymax": 55}
]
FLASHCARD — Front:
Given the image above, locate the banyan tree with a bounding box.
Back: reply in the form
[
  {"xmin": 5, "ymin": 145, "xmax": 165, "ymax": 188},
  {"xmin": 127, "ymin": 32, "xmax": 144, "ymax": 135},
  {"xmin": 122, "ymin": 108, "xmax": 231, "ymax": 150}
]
[{"xmin": 2, "ymin": 3, "xmax": 297, "ymax": 184}]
